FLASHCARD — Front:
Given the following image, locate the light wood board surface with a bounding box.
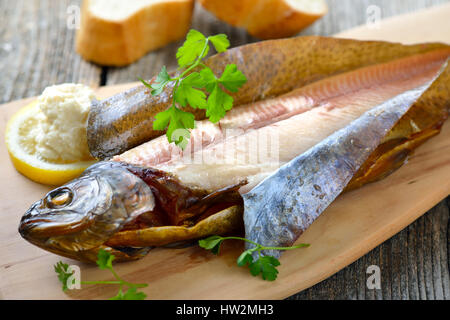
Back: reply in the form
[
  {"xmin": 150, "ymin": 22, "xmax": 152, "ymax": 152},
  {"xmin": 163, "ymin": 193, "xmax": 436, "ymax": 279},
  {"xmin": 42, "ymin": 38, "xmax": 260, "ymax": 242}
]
[{"xmin": 0, "ymin": 2, "xmax": 449, "ymax": 300}]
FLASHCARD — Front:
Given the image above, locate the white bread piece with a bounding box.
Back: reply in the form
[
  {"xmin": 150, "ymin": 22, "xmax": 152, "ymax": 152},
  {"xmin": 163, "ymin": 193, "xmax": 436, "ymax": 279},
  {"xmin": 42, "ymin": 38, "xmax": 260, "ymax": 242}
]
[
  {"xmin": 199, "ymin": 0, "xmax": 328, "ymax": 39},
  {"xmin": 76, "ymin": 0, "xmax": 194, "ymax": 66}
]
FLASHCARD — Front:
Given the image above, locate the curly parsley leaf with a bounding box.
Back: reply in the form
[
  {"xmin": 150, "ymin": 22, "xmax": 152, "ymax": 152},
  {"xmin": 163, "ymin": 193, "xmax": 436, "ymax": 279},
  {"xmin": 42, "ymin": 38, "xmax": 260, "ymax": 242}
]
[
  {"xmin": 219, "ymin": 64, "xmax": 247, "ymax": 93},
  {"xmin": 198, "ymin": 236, "xmax": 309, "ymax": 281},
  {"xmin": 170, "ymin": 126, "xmax": 191, "ymax": 150},
  {"xmin": 155, "ymin": 65, "xmax": 170, "ymax": 84},
  {"xmin": 176, "ymin": 29, "xmax": 209, "ymax": 68},
  {"xmin": 141, "ymin": 66, "xmax": 171, "ymax": 96},
  {"xmin": 110, "ymin": 287, "xmax": 147, "ymax": 300},
  {"xmin": 237, "ymin": 250, "xmax": 254, "ymax": 267},
  {"xmin": 198, "ymin": 235, "xmax": 224, "ymax": 255},
  {"xmin": 55, "ymin": 250, "xmax": 148, "ymax": 300},
  {"xmin": 174, "ymin": 73, "xmax": 207, "ymax": 108},
  {"xmin": 143, "ymin": 30, "xmax": 247, "ymax": 149},
  {"xmin": 206, "ymin": 84, "xmax": 234, "ymax": 123},
  {"xmin": 54, "ymin": 261, "xmax": 72, "ymax": 291},
  {"xmin": 96, "ymin": 249, "xmax": 115, "ymax": 270},
  {"xmin": 199, "ymin": 65, "xmax": 246, "ymax": 123},
  {"xmin": 122, "ymin": 287, "xmax": 147, "ymax": 300},
  {"xmin": 109, "ymin": 289, "xmax": 125, "ymax": 300},
  {"xmin": 154, "ymin": 106, "xmax": 195, "ymax": 147},
  {"xmin": 209, "ymin": 34, "xmax": 230, "ymax": 53},
  {"xmin": 199, "ymin": 67, "xmax": 218, "ymax": 92},
  {"xmin": 249, "ymin": 256, "xmax": 280, "ymax": 281}
]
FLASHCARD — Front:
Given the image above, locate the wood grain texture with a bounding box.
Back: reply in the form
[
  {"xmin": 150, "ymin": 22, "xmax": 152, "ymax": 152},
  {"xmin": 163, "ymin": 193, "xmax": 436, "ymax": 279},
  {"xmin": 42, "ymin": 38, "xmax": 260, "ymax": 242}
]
[
  {"xmin": 0, "ymin": 0, "xmax": 101, "ymax": 104},
  {"xmin": 0, "ymin": 0, "xmax": 448, "ymax": 300},
  {"xmin": 0, "ymin": 94, "xmax": 449, "ymax": 300}
]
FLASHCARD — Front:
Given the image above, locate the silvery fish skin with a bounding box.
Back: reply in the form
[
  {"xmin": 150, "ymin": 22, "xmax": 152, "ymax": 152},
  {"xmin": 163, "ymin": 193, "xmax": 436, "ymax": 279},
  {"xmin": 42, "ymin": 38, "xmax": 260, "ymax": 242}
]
[
  {"xmin": 18, "ymin": 162, "xmax": 155, "ymax": 261},
  {"xmin": 243, "ymin": 67, "xmax": 445, "ymax": 258}
]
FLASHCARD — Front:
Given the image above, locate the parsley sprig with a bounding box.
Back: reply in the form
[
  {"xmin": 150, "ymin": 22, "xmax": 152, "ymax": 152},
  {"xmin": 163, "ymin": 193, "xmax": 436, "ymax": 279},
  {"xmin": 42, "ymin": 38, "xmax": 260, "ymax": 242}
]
[
  {"xmin": 140, "ymin": 29, "xmax": 247, "ymax": 148},
  {"xmin": 199, "ymin": 236, "xmax": 310, "ymax": 281},
  {"xmin": 54, "ymin": 249, "xmax": 148, "ymax": 300}
]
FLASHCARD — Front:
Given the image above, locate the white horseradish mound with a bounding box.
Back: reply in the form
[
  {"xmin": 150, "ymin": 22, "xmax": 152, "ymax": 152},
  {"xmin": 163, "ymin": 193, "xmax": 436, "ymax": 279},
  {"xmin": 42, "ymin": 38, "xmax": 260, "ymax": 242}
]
[{"xmin": 22, "ymin": 83, "xmax": 95, "ymax": 162}]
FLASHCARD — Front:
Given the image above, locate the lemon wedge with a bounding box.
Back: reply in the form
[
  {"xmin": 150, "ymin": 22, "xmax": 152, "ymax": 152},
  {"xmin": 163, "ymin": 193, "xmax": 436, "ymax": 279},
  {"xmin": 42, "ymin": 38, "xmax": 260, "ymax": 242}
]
[{"xmin": 5, "ymin": 101, "xmax": 96, "ymax": 185}]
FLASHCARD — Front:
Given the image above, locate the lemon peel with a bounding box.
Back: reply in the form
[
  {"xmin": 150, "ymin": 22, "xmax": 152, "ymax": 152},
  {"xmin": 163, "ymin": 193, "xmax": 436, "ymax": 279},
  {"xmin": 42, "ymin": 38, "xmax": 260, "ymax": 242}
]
[{"xmin": 5, "ymin": 101, "xmax": 96, "ymax": 185}]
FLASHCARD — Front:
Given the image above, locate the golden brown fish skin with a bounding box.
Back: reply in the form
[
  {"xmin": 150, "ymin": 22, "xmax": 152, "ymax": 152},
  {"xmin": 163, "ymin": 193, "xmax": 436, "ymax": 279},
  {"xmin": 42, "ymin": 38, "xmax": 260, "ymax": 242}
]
[
  {"xmin": 105, "ymin": 205, "xmax": 244, "ymax": 248},
  {"xmin": 87, "ymin": 36, "xmax": 449, "ymax": 159},
  {"xmin": 87, "ymin": 82, "xmax": 207, "ymax": 159},
  {"xmin": 34, "ymin": 244, "xmax": 149, "ymax": 263}
]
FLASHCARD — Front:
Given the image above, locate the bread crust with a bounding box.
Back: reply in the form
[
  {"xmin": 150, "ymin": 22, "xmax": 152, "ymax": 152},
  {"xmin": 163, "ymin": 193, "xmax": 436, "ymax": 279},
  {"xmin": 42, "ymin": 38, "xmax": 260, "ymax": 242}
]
[
  {"xmin": 76, "ymin": 0, "xmax": 194, "ymax": 66},
  {"xmin": 199, "ymin": 0, "xmax": 327, "ymax": 39}
]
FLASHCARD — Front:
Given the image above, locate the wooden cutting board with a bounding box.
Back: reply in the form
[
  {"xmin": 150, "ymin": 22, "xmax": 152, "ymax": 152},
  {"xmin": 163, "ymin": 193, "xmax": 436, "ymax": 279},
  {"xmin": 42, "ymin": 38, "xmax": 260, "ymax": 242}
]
[{"xmin": 0, "ymin": 4, "xmax": 449, "ymax": 300}]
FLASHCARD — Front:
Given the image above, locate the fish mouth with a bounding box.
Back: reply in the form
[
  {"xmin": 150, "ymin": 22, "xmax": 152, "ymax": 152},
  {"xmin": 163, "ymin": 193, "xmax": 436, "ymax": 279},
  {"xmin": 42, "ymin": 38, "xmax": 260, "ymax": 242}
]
[
  {"xmin": 18, "ymin": 203, "xmax": 91, "ymax": 241},
  {"xmin": 18, "ymin": 210, "xmax": 98, "ymax": 260},
  {"xmin": 19, "ymin": 173, "xmax": 104, "ymax": 245}
]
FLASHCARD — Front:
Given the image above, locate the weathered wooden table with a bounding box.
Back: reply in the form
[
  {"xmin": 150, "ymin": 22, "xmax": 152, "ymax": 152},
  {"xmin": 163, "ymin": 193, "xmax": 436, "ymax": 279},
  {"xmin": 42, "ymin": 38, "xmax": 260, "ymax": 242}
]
[{"xmin": 0, "ymin": 0, "xmax": 448, "ymax": 299}]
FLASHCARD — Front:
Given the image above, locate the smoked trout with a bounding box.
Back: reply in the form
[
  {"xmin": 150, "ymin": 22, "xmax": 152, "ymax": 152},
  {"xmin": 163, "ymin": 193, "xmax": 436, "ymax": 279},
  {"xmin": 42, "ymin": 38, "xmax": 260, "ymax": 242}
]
[
  {"xmin": 19, "ymin": 37, "xmax": 450, "ymax": 262},
  {"xmin": 87, "ymin": 36, "xmax": 449, "ymax": 159}
]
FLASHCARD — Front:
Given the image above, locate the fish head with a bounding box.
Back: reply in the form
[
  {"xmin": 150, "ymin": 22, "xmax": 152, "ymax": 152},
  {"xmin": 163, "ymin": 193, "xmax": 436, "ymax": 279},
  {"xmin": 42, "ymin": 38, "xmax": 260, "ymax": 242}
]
[{"xmin": 18, "ymin": 162, "xmax": 155, "ymax": 259}]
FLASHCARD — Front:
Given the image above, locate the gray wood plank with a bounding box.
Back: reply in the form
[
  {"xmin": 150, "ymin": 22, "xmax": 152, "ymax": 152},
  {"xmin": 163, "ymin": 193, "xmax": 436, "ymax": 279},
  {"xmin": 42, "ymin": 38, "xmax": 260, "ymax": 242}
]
[
  {"xmin": 0, "ymin": 0, "xmax": 101, "ymax": 104},
  {"xmin": 289, "ymin": 199, "xmax": 449, "ymax": 300},
  {"xmin": 0, "ymin": 0, "xmax": 448, "ymax": 300}
]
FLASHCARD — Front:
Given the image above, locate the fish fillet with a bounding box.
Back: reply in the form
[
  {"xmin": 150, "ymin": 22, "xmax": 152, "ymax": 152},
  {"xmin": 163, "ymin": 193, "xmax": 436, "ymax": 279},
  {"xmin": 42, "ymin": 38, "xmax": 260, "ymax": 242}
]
[
  {"xmin": 88, "ymin": 36, "xmax": 449, "ymax": 159},
  {"xmin": 244, "ymin": 78, "xmax": 442, "ymax": 257},
  {"xmin": 116, "ymin": 50, "xmax": 448, "ymax": 194}
]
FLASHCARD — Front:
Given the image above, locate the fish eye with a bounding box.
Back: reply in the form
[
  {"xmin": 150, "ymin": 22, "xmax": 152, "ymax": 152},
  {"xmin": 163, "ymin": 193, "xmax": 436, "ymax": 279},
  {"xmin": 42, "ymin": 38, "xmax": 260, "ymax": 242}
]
[{"xmin": 45, "ymin": 188, "xmax": 73, "ymax": 209}]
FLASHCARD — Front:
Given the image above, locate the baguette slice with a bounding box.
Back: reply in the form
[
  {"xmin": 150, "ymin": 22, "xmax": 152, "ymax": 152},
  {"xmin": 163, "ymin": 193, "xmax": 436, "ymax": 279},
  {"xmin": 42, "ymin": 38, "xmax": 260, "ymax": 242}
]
[
  {"xmin": 76, "ymin": 0, "xmax": 194, "ymax": 66},
  {"xmin": 199, "ymin": 0, "xmax": 328, "ymax": 39}
]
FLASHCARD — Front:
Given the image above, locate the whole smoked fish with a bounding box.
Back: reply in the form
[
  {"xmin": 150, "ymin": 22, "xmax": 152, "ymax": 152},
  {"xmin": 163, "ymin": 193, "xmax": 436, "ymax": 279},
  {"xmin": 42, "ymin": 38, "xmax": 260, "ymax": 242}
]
[{"xmin": 19, "ymin": 37, "xmax": 450, "ymax": 262}]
